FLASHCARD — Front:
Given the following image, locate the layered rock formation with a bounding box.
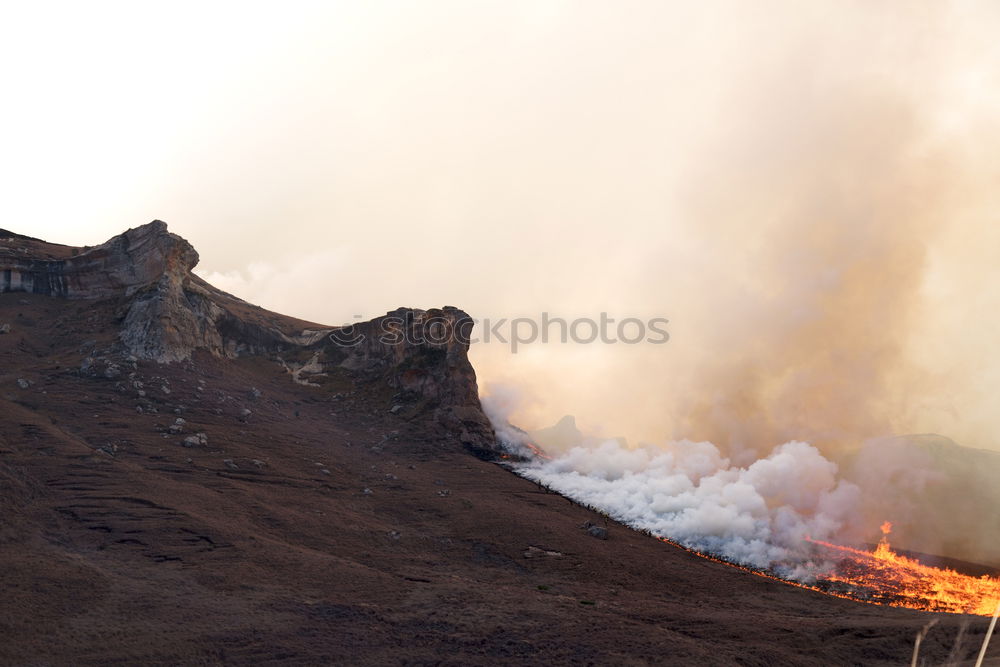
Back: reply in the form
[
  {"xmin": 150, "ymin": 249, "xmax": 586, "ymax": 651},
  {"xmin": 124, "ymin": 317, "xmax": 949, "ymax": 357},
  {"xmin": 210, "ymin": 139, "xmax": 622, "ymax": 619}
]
[
  {"xmin": 0, "ymin": 221, "xmax": 195, "ymax": 299},
  {"xmin": 0, "ymin": 222, "xmax": 497, "ymax": 454},
  {"xmin": 319, "ymin": 307, "xmax": 496, "ymax": 457},
  {"xmin": 2, "ymin": 222, "xmax": 287, "ymax": 361}
]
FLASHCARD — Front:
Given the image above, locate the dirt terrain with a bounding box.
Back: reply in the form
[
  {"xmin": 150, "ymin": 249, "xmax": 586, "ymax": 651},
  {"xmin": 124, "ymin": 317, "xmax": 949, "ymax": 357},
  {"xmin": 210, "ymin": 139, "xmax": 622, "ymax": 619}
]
[{"xmin": 0, "ymin": 229, "xmax": 996, "ymax": 665}]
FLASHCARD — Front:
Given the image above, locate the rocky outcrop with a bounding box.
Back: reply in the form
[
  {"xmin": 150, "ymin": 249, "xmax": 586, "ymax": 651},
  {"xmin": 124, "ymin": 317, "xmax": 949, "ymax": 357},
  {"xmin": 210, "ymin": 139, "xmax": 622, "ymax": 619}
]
[
  {"xmin": 1, "ymin": 221, "xmax": 196, "ymax": 299},
  {"xmin": 0, "ymin": 221, "xmax": 499, "ymax": 455},
  {"xmin": 336, "ymin": 307, "xmax": 480, "ymax": 407},
  {"xmin": 304, "ymin": 307, "xmax": 496, "ymax": 456},
  {"xmin": 0, "ymin": 221, "xmax": 304, "ymax": 361}
]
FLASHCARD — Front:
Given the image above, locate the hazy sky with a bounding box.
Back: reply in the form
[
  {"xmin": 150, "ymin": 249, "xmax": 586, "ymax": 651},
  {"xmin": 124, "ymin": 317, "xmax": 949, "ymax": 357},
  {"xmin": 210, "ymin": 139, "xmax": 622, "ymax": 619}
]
[{"xmin": 5, "ymin": 1, "xmax": 999, "ymax": 451}]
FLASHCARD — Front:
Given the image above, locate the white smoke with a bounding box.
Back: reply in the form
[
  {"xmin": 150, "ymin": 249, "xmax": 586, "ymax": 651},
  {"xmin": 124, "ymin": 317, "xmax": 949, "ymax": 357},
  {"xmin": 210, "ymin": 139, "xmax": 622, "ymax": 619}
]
[
  {"xmin": 516, "ymin": 437, "xmax": 861, "ymax": 580},
  {"xmin": 480, "ymin": 384, "xmax": 542, "ymax": 460}
]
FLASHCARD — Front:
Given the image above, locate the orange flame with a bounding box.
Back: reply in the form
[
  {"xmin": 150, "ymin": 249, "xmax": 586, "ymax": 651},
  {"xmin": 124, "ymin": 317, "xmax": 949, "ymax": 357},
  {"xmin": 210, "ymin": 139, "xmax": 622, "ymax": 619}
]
[
  {"xmin": 501, "ymin": 440, "xmax": 551, "ymax": 462},
  {"xmin": 807, "ymin": 522, "xmax": 1000, "ymax": 616},
  {"xmin": 522, "ymin": 440, "xmax": 551, "ymax": 461}
]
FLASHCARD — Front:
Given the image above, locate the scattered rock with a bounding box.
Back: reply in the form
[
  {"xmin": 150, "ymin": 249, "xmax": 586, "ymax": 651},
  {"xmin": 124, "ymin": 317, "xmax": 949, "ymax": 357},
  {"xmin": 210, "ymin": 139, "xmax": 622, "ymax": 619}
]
[
  {"xmin": 77, "ymin": 355, "xmax": 130, "ymax": 381},
  {"xmin": 251, "ymin": 459, "xmax": 267, "ymax": 469},
  {"xmin": 362, "ymin": 487, "xmax": 373, "ymax": 495},
  {"xmin": 223, "ymin": 459, "xmax": 239, "ymax": 470},
  {"xmin": 320, "ymin": 468, "xmax": 331, "ymax": 476},
  {"xmin": 182, "ymin": 432, "xmax": 208, "ymax": 448},
  {"xmin": 16, "ymin": 378, "xmax": 30, "ymax": 389},
  {"xmin": 588, "ymin": 526, "xmax": 608, "ymax": 540},
  {"xmin": 437, "ymin": 489, "xmax": 451, "ymax": 497},
  {"xmin": 168, "ymin": 418, "xmax": 186, "ymax": 434},
  {"xmin": 581, "ymin": 521, "xmax": 608, "ymax": 540},
  {"xmin": 0, "ymin": 323, "xmax": 10, "ymax": 334},
  {"xmin": 249, "ymin": 387, "xmax": 262, "ymax": 400},
  {"xmin": 389, "ymin": 404, "xmax": 404, "ymax": 414}
]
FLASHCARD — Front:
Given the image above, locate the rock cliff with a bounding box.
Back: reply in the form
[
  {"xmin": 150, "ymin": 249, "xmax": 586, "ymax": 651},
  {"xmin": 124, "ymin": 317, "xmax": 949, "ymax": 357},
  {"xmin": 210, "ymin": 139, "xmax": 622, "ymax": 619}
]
[
  {"xmin": 0, "ymin": 222, "xmax": 497, "ymax": 454},
  {"xmin": 0, "ymin": 221, "xmax": 196, "ymax": 299}
]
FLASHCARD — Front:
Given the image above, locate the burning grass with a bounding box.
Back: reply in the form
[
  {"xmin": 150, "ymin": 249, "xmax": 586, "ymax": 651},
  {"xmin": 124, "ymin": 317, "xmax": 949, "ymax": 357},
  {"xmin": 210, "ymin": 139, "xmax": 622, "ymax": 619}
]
[
  {"xmin": 649, "ymin": 520, "xmax": 1000, "ymax": 616},
  {"xmin": 807, "ymin": 522, "xmax": 1000, "ymax": 616}
]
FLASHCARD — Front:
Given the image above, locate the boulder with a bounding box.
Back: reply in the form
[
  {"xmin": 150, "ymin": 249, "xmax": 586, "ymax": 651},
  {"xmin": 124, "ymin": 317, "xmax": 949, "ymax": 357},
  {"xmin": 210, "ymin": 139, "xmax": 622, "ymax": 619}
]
[{"xmin": 181, "ymin": 432, "xmax": 208, "ymax": 448}]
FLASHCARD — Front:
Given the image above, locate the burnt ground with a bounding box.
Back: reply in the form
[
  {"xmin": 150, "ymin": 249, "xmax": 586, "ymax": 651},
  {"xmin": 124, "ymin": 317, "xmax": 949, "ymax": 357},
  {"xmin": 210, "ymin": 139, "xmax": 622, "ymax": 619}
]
[{"xmin": 0, "ymin": 292, "xmax": 997, "ymax": 666}]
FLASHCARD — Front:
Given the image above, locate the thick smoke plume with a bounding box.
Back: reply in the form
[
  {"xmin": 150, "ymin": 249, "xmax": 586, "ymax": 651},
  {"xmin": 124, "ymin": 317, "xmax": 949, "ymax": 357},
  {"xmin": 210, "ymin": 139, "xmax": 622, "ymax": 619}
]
[
  {"xmin": 466, "ymin": 3, "xmax": 1000, "ymax": 460},
  {"xmin": 519, "ymin": 438, "xmax": 860, "ymax": 579},
  {"xmin": 485, "ymin": 396, "xmax": 869, "ymax": 577}
]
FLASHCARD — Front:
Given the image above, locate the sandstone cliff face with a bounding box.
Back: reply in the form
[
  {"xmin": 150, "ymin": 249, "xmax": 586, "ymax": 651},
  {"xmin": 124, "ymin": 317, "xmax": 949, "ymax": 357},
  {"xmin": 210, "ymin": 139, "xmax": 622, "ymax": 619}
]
[
  {"xmin": 294, "ymin": 307, "xmax": 496, "ymax": 457},
  {"xmin": 0, "ymin": 222, "xmax": 497, "ymax": 454},
  {"xmin": 0, "ymin": 221, "xmax": 196, "ymax": 299}
]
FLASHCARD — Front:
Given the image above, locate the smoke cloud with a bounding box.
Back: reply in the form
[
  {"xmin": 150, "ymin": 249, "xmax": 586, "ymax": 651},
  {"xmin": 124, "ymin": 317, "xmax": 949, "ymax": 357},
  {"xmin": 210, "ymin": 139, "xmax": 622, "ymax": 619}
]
[{"xmin": 518, "ymin": 437, "xmax": 860, "ymax": 579}]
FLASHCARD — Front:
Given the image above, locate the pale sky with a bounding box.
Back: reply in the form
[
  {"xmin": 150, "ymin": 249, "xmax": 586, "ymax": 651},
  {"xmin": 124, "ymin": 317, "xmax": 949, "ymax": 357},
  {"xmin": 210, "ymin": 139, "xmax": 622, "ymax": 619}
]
[{"xmin": 4, "ymin": 1, "xmax": 1000, "ymax": 451}]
